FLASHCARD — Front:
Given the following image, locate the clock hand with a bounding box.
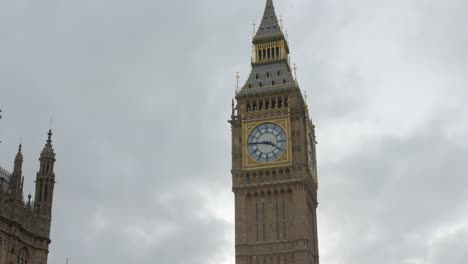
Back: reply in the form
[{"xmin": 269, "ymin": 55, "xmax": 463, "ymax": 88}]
[{"xmin": 248, "ymin": 141, "xmax": 275, "ymax": 146}]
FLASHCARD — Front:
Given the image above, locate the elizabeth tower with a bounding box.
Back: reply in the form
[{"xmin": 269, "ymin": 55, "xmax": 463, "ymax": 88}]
[{"xmin": 229, "ymin": 1, "xmax": 319, "ymax": 264}]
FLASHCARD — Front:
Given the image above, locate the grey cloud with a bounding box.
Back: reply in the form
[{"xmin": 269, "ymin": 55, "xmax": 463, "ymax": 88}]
[{"xmin": 1, "ymin": 0, "xmax": 467, "ymax": 264}]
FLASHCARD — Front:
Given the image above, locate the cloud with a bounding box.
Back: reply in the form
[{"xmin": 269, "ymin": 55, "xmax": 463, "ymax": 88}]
[{"xmin": 0, "ymin": 0, "xmax": 466, "ymax": 264}]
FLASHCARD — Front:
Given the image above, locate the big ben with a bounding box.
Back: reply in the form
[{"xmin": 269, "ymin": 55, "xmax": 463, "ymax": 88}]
[{"xmin": 229, "ymin": 1, "xmax": 319, "ymax": 264}]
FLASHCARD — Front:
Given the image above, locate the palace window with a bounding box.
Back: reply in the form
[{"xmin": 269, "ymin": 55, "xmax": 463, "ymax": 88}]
[{"xmin": 18, "ymin": 248, "xmax": 28, "ymax": 264}]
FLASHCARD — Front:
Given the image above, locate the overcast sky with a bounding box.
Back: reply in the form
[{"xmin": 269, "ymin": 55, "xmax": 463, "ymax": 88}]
[{"xmin": 1, "ymin": 0, "xmax": 467, "ymax": 263}]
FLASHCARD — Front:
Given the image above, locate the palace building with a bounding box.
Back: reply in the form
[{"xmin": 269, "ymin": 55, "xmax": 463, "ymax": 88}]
[
  {"xmin": 0, "ymin": 130, "xmax": 57, "ymax": 264},
  {"xmin": 229, "ymin": 1, "xmax": 319, "ymax": 263}
]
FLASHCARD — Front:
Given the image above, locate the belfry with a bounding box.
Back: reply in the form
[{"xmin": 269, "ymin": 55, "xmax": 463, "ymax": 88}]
[{"xmin": 229, "ymin": 0, "xmax": 319, "ymax": 263}]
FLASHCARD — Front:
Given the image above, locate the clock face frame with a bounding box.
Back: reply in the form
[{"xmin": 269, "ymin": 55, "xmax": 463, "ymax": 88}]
[{"xmin": 247, "ymin": 123, "xmax": 287, "ymax": 163}]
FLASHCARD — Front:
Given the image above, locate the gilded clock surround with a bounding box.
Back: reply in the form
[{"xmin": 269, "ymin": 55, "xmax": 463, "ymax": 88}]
[{"xmin": 243, "ymin": 118, "xmax": 292, "ymax": 169}]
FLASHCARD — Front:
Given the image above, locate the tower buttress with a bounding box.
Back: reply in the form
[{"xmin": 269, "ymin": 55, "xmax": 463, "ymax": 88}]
[{"xmin": 34, "ymin": 129, "xmax": 56, "ymax": 220}]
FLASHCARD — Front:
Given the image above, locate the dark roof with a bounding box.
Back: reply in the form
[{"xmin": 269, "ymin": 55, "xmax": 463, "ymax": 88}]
[
  {"xmin": 238, "ymin": 60, "xmax": 297, "ymax": 96},
  {"xmin": 254, "ymin": 0, "xmax": 284, "ymax": 42}
]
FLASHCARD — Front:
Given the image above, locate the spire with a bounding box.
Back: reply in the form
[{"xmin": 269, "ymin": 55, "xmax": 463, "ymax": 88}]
[
  {"xmin": 254, "ymin": 0, "xmax": 284, "ymax": 41},
  {"xmin": 10, "ymin": 143, "xmax": 24, "ymax": 200},
  {"xmin": 13, "ymin": 143, "xmax": 23, "ymax": 176},
  {"xmin": 15, "ymin": 144, "xmax": 23, "ymax": 162}
]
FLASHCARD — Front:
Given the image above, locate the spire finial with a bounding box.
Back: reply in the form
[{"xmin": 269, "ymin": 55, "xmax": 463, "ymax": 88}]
[
  {"xmin": 293, "ymin": 63, "xmax": 297, "ymax": 81},
  {"xmin": 236, "ymin": 72, "xmax": 240, "ymax": 90},
  {"xmin": 304, "ymin": 90, "xmax": 308, "ymax": 104},
  {"xmin": 253, "ymin": 19, "xmax": 256, "ymax": 37},
  {"xmin": 47, "ymin": 129, "xmax": 53, "ymax": 144}
]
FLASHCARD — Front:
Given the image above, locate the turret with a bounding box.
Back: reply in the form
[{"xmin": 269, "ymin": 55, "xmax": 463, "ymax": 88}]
[
  {"xmin": 34, "ymin": 129, "xmax": 56, "ymax": 218},
  {"xmin": 9, "ymin": 144, "xmax": 24, "ymax": 201}
]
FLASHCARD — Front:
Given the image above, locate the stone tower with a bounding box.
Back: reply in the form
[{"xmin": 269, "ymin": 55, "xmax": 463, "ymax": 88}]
[
  {"xmin": 229, "ymin": 1, "xmax": 319, "ymax": 264},
  {"xmin": 0, "ymin": 130, "xmax": 57, "ymax": 264}
]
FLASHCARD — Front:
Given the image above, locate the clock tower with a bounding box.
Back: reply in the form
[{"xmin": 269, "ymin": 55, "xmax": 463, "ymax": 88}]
[{"xmin": 229, "ymin": 1, "xmax": 319, "ymax": 264}]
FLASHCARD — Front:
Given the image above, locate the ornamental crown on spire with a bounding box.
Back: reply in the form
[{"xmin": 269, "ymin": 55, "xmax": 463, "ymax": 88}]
[
  {"xmin": 40, "ymin": 129, "xmax": 56, "ymax": 160},
  {"xmin": 238, "ymin": 0, "xmax": 294, "ymax": 96}
]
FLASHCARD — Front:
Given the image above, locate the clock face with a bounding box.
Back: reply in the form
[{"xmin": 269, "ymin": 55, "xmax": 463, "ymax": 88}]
[{"xmin": 247, "ymin": 123, "xmax": 287, "ymax": 162}]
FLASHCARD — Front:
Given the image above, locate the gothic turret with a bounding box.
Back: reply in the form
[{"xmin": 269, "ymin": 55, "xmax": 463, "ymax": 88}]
[
  {"xmin": 34, "ymin": 129, "xmax": 56, "ymax": 218},
  {"xmin": 9, "ymin": 144, "xmax": 24, "ymax": 201}
]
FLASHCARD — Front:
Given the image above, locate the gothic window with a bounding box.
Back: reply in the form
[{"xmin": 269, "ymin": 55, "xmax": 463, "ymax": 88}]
[
  {"xmin": 277, "ymin": 70, "xmax": 280, "ymax": 76},
  {"xmin": 247, "ymin": 104, "xmax": 251, "ymax": 112},
  {"xmin": 263, "ymin": 49, "xmax": 266, "ymax": 59},
  {"xmin": 276, "ymin": 47, "xmax": 280, "ymax": 58},
  {"xmin": 256, "ymin": 203, "xmax": 259, "ymax": 241},
  {"xmin": 256, "ymin": 73, "xmax": 259, "ymax": 80},
  {"xmin": 265, "ymin": 100, "xmax": 270, "ymax": 110},
  {"xmin": 272, "ymin": 80, "xmax": 275, "ymax": 86},
  {"xmin": 284, "ymin": 97, "xmax": 289, "ymax": 107},
  {"xmin": 262, "ymin": 202, "xmax": 266, "ymax": 241},
  {"xmin": 282, "ymin": 200, "xmax": 287, "ymax": 240},
  {"xmin": 267, "ymin": 49, "xmax": 271, "ymax": 59},
  {"xmin": 39, "ymin": 181, "xmax": 43, "ymax": 201},
  {"xmin": 258, "ymin": 50, "xmax": 262, "ymax": 61},
  {"xmin": 253, "ymin": 102, "xmax": 257, "ymax": 111},
  {"xmin": 272, "ymin": 99, "xmax": 276, "ymax": 109},
  {"xmin": 248, "ymin": 83, "xmax": 252, "ymax": 89},
  {"xmin": 278, "ymin": 98, "xmax": 283, "ymax": 108},
  {"xmin": 259, "ymin": 101, "xmax": 263, "ymax": 110},
  {"xmin": 276, "ymin": 200, "xmax": 280, "ymax": 240},
  {"xmin": 282, "ymin": 79, "xmax": 286, "ymax": 84},
  {"xmin": 18, "ymin": 248, "xmax": 28, "ymax": 264},
  {"xmin": 259, "ymin": 82, "xmax": 263, "ymax": 87},
  {"xmin": 44, "ymin": 184, "xmax": 48, "ymax": 201},
  {"xmin": 266, "ymin": 72, "xmax": 270, "ymax": 78}
]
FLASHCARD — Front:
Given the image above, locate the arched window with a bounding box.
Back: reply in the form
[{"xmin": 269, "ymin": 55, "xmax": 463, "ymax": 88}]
[
  {"xmin": 256, "ymin": 73, "xmax": 259, "ymax": 80},
  {"xmin": 278, "ymin": 98, "xmax": 283, "ymax": 108},
  {"xmin": 272, "ymin": 99, "xmax": 276, "ymax": 109},
  {"xmin": 266, "ymin": 72, "xmax": 270, "ymax": 78},
  {"xmin": 267, "ymin": 49, "xmax": 271, "ymax": 59},
  {"xmin": 18, "ymin": 248, "xmax": 28, "ymax": 264},
  {"xmin": 247, "ymin": 104, "xmax": 251, "ymax": 112},
  {"xmin": 258, "ymin": 50, "xmax": 262, "ymax": 61},
  {"xmin": 265, "ymin": 100, "xmax": 270, "ymax": 110},
  {"xmin": 276, "ymin": 47, "xmax": 280, "ymax": 58},
  {"xmin": 282, "ymin": 79, "xmax": 286, "ymax": 84},
  {"xmin": 263, "ymin": 49, "xmax": 266, "ymax": 59},
  {"xmin": 253, "ymin": 102, "xmax": 257, "ymax": 111},
  {"xmin": 0, "ymin": 238, "xmax": 3, "ymax": 262},
  {"xmin": 272, "ymin": 80, "xmax": 275, "ymax": 86}
]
